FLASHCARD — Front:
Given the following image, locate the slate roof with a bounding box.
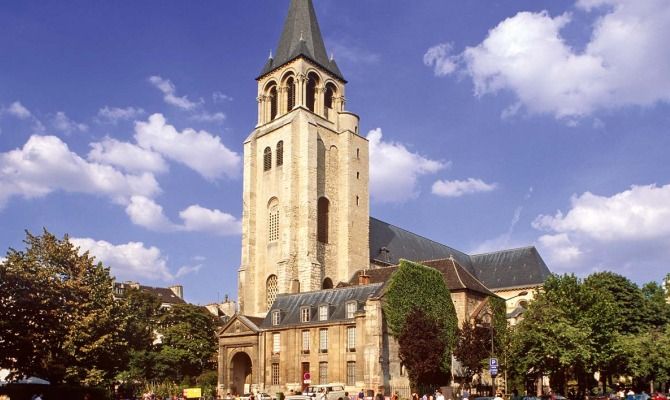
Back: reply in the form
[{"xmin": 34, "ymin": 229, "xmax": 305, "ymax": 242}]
[
  {"xmin": 113, "ymin": 282, "xmax": 186, "ymax": 305},
  {"xmin": 260, "ymin": 283, "xmax": 383, "ymax": 329},
  {"xmin": 470, "ymin": 247, "xmax": 551, "ymax": 290},
  {"xmin": 141, "ymin": 286, "xmax": 186, "ymax": 305},
  {"xmin": 258, "ymin": 0, "xmax": 345, "ymax": 81},
  {"xmin": 369, "ymin": 217, "xmax": 472, "ymax": 268},
  {"xmin": 367, "ymin": 217, "xmax": 550, "ymax": 290},
  {"xmin": 348, "ymin": 259, "xmax": 496, "ymax": 297}
]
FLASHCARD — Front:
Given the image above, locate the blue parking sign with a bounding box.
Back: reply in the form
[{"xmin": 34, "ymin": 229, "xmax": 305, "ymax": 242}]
[{"xmin": 489, "ymin": 358, "xmax": 498, "ymax": 368}]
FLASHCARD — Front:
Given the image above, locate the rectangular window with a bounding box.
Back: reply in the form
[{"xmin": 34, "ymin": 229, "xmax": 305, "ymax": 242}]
[
  {"xmin": 273, "ymin": 332, "xmax": 280, "ymax": 354},
  {"xmin": 346, "ymin": 301, "xmax": 357, "ymax": 319},
  {"xmin": 347, "ymin": 326, "xmax": 356, "ymax": 352},
  {"xmin": 301, "ymin": 307, "xmax": 310, "ymax": 322},
  {"xmin": 302, "ymin": 330, "xmax": 310, "ymax": 353},
  {"xmin": 319, "ymin": 329, "xmax": 328, "ymax": 353},
  {"xmin": 272, "ymin": 310, "xmax": 280, "ymax": 326},
  {"xmin": 319, "ymin": 305, "xmax": 328, "ymax": 321},
  {"xmin": 272, "ymin": 363, "xmax": 280, "ymax": 385},
  {"xmin": 346, "ymin": 361, "xmax": 356, "ymax": 386},
  {"xmin": 319, "ymin": 362, "xmax": 328, "ymax": 385}
]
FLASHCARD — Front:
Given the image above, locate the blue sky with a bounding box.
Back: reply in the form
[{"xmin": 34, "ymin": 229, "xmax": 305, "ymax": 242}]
[{"xmin": 1, "ymin": 0, "xmax": 669, "ymax": 305}]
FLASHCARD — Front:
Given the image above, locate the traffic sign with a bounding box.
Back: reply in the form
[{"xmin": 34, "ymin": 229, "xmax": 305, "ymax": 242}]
[
  {"xmin": 489, "ymin": 358, "xmax": 498, "ymax": 368},
  {"xmin": 490, "ymin": 366, "xmax": 498, "ymax": 377},
  {"xmin": 304, "ymin": 372, "xmax": 311, "ymax": 380}
]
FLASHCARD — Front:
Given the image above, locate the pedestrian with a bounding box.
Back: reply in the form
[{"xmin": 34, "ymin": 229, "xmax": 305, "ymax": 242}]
[
  {"xmin": 462, "ymin": 387, "xmax": 470, "ymax": 400},
  {"xmin": 392, "ymin": 392, "xmax": 399, "ymax": 400},
  {"xmin": 413, "ymin": 393, "xmax": 420, "ymax": 400},
  {"xmin": 359, "ymin": 389, "xmax": 366, "ymax": 400},
  {"xmin": 626, "ymin": 390, "xmax": 635, "ymax": 400},
  {"xmin": 436, "ymin": 390, "xmax": 445, "ymax": 400}
]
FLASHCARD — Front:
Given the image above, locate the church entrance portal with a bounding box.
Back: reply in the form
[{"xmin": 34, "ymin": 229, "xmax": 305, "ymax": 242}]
[{"xmin": 231, "ymin": 352, "xmax": 252, "ymax": 395}]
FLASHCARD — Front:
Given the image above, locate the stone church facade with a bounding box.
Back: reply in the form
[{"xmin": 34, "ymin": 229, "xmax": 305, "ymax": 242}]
[{"xmin": 218, "ymin": 0, "xmax": 551, "ymax": 397}]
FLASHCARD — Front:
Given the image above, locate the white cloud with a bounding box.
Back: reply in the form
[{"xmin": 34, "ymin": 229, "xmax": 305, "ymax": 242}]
[
  {"xmin": 97, "ymin": 106, "xmax": 145, "ymax": 124},
  {"xmin": 427, "ymin": 0, "xmax": 670, "ymax": 119},
  {"xmin": 123, "ymin": 196, "xmax": 241, "ymax": 235},
  {"xmin": 432, "ymin": 178, "xmax": 497, "ymax": 198},
  {"xmin": 88, "ymin": 137, "xmax": 168, "ymax": 174},
  {"xmin": 329, "ymin": 40, "xmax": 381, "ymax": 65},
  {"xmin": 471, "ymin": 206, "xmax": 524, "ymax": 254},
  {"xmin": 52, "ymin": 111, "xmax": 88, "ymax": 134},
  {"xmin": 125, "ymin": 196, "xmax": 176, "ymax": 232},
  {"xmin": 179, "ymin": 204, "xmax": 242, "ymax": 235},
  {"xmin": 212, "ymin": 91, "xmax": 233, "ymax": 103},
  {"xmin": 72, "ymin": 237, "xmax": 174, "ymax": 281},
  {"xmin": 533, "ymin": 184, "xmax": 670, "ymax": 241},
  {"xmin": 367, "ymin": 128, "xmax": 447, "ymax": 203},
  {"xmin": 176, "ymin": 264, "xmax": 202, "ymax": 278},
  {"xmin": 148, "ymin": 76, "xmax": 200, "ymax": 110},
  {"xmin": 5, "ymin": 101, "xmax": 32, "ymax": 119},
  {"xmin": 190, "ymin": 111, "xmax": 226, "ymax": 124},
  {"xmin": 134, "ymin": 113, "xmax": 241, "ymax": 181},
  {"xmin": 423, "ymin": 43, "xmax": 459, "ymax": 76},
  {"xmin": 533, "ymin": 183, "xmax": 670, "ymax": 277},
  {"xmin": 0, "ymin": 135, "xmax": 160, "ymax": 208}
]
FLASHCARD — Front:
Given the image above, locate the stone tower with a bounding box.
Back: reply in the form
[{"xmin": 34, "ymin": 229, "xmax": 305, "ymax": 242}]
[{"xmin": 238, "ymin": 0, "xmax": 370, "ymax": 317}]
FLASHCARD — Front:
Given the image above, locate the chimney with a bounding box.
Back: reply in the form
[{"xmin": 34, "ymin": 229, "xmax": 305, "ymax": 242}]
[
  {"xmin": 358, "ymin": 271, "xmax": 370, "ymax": 286},
  {"xmin": 169, "ymin": 285, "xmax": 184, "ymax": 299}
]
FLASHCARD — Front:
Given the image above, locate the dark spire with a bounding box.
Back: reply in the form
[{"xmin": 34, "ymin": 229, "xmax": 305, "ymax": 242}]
[{"xmin": 258, "ymin": 0, "xmax": 345, "ymax": 81}]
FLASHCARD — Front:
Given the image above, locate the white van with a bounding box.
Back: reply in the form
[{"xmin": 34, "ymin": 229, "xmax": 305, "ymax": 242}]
[{"xmin": 305, "ymin": 384, "xmax": 346, "ymax": 400}]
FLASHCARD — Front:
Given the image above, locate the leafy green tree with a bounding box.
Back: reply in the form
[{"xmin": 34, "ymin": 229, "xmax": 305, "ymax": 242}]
[
  {"xmin": 620, "ymin": 326, "xmax": 670, "ymax": 391},
  {"xmin": 0, "ymin": 229, "xmax": 129, "ymax": 385},
  {"xmin": 154, "ymin": 303, "xmax": 220, "ymax": 382},
  {"xmin": 584, "ymin": 272, "xmax": 645, "ymax": 334},
  {"xmin": 510, "ymin": 274, "xmax": 617, "ymax": 396},
  {"xmin": 453, "ymin": 318, "xmax": 490, "ymax": 383},
  {"xmin": 398, "ymin": 308, "xmax": 448, "ymax": 390},
  {"xmin": 383, "ymin": 259, "xmax": 458, "ymax": 383},
  {"xmin": 640, "ymin": 281, "xmax": 670, "ymax": 328}
]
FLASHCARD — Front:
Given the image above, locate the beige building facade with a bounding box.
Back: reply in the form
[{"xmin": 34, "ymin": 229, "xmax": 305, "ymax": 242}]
[{"xmin": 219, "ymin": 0, "xmax": 551, "ymax": 397}]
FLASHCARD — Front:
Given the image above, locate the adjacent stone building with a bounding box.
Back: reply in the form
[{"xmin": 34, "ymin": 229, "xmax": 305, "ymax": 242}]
[{"xmin": 218, "ymin": 0, "xmax": 550, "ymax": 397}]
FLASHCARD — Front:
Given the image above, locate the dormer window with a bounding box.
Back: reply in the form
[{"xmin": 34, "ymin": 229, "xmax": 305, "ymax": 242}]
[
  {"xmin": 301, "ymin": 306, "xmax": 311, "ymax": 323},
  {"xmin": 346, "ymin": 301, "xmax": 357, "ymax": 319},
  {"xmin": 319, "ymin": 305, "xmax": 328, "ymax": 321},
  {"xmin": 272, "ymin": 310, "xmax": 281, "ymax": 326}
]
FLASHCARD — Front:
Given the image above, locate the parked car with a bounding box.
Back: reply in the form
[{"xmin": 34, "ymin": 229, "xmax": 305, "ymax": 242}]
[
  {"xmin": 239, "ymin": 393, "xmax": 275, "ymax": 400},
  {"xmin": 305, "ymin": 384, "xmax": 346, "ymax": 400}
]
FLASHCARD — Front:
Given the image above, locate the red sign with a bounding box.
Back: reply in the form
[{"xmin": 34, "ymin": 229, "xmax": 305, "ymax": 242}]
[{"xmin": 304, "ymin": 372, "xmax": 311, "ymax": 381}]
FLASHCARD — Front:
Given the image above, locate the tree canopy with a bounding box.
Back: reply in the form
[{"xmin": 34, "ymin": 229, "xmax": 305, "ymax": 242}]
[
  {"xmin": 383, "ymin": 259, "xmax": 458, "ymax": 383},
  {"xmin": 0, "ymin": 229, "xmax": 128, "ymax": 385}
]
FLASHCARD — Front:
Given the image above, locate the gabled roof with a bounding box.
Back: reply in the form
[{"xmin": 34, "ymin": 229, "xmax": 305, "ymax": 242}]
[
  {"xmin": 349, "ymin": 258, "xmax": 496, "ymax": 298},
  {"xmin": 258, "ymin": 0, "xmax": 345, "ymax": 81},
  {"xmin": 368, "ymin": 217, "xmax": 550, "ymax": 290},
  {"xmin": 140, "ymin": 286, "xmax": 186, "ymax": 305},
  {"xmin": 470, "ymin": 247, "xmax": 551, "ymax": 290},
  {"xmin": 260, "ymin": 283, "xmax": 383, "ymax": 329},
  {"xmin": 219, "ymin": 313, "xmax": 264, "ymax": 336},
  {"xmin": 369, "ymin": 217, "xmax": 472, "ymax": 268}
]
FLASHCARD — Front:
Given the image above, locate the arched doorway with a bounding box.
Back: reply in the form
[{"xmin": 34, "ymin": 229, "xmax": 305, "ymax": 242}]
[{"xmin": 230, "ymin": 352, "xmax": 252, "ymax": 395}]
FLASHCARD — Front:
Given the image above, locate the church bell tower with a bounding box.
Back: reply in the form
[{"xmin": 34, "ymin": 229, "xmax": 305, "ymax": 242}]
[{"xmin": 238, "ymin": 0, "xmax": 370, "ymax": 317}]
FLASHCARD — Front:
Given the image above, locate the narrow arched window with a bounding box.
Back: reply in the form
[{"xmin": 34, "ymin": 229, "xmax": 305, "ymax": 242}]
[
  {"xmin": 266, "ymin": 275, "xmax": 278, "ymax": 310},
  {"xmin": 264, "ymin": 147, "xmax": 272, "ymax": 171},
  {"xmin": 286, "ymin": 77, "xmax": 295, "ymax": 111},
  {"xmin": 276, "ymin": 141, "xmax": 284, "ymax": 167},
  {"xmin": 306, "ymin": 73, "xmax": 318, "ymax": 112},
  {"xmin": 269, "ymin": 85, "xmax": 278, "ymax": 121},
  {"xmin": 317, "ymin": 197, "xmax": 329, "ymax": 243},
  {"xmin": 324, "ymin": 83, "xmax": 336, "ymax": 118}
]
